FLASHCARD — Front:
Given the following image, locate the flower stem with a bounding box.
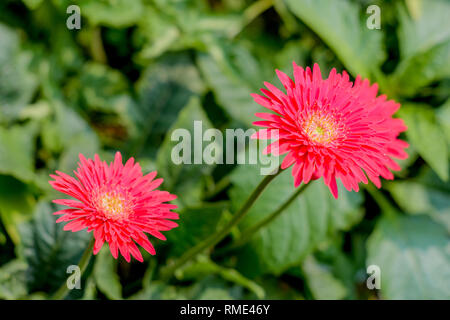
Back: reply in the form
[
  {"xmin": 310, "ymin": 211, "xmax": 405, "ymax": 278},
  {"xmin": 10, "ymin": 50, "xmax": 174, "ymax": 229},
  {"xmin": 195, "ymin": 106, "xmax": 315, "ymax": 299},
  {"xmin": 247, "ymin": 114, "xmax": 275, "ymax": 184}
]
[
  {"xmin": 229, "ymin": 0, "xmax": 274, "ymax": 38},
  {"xmin": 51, "ymin": 237, "xmax": 95, "ymax": 300},
  {"xmin": 202, "ymin": 175, "xmax": 231, "ymax": 200},
  {"xmin": 364, "ymin": 184, "xmax": 398, "ymax": 219},
  {"xmin": 160, "ymin": 167, "xmax": 283, "ymax": 280},
  {"xmin": 215, "ymin": 182, "xmax": 310, "ymax": 256},
  {"xmin": 90, "ymin": 27, "xmax": 107, "ymax": 64}
]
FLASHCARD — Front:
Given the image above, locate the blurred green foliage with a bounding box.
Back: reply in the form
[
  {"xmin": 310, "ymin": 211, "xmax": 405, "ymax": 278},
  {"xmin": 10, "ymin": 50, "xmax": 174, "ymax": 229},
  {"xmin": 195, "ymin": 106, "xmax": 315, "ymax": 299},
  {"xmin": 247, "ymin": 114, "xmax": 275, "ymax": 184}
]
[{"xmin": 0, "ymin": 0, "xmax": 449, "ymax": 300}]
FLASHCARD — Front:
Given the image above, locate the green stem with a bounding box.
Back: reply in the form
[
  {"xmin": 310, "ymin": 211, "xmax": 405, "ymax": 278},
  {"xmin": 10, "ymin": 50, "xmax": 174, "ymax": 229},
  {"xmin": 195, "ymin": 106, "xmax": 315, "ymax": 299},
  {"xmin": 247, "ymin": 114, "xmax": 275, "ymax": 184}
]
[
  {"xmin": 160, "ymin": 167, "xmax": 283, "ymax": 280},
  {"xmin": 216, "ymin": 182, "xmax": 310, "ymax": 256},
  {"xmin": 273, "ymin": 0, "xmax": 299, "ymax": 34},
  {"xmin": 91, "ymin": 27, "xmax": 107, "ymax": 64},
  {"xmin": 364, "ymin": 184, "xmax": 397, "ymax": 219},
  {"xmin": 229, "ymin": 0, "xmax": 274, "ymax": 38},
  {"xmin": 52, "ymin": 237, "xmax": 95, "ymax": 300},
  {"xmin": 202, "ymin": 175, "xmax": 231, "ymax": 201}
]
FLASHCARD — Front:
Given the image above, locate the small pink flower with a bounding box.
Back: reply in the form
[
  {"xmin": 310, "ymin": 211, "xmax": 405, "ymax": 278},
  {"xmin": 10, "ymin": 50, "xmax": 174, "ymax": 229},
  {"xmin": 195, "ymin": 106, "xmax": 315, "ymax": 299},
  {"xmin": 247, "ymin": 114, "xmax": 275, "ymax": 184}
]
[
  {"xmin": 252, "ymin": 63, "xmax": 408, "ymax": 198},
  {"xmin": 49, "ymin": 152, "xmax": 179, "ymax": 262}
]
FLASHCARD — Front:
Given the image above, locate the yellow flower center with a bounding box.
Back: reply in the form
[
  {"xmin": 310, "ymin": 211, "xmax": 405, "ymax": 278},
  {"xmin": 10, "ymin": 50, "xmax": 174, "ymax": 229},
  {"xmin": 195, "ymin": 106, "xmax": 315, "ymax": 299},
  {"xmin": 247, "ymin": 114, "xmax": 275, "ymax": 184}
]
[
  {"xmin": 97, "ymin": 191, "xmax": 131, "ymax": 220},
  {"xmin": 303, "ymin": 112, "xmax": 340, "ymax": 145}
]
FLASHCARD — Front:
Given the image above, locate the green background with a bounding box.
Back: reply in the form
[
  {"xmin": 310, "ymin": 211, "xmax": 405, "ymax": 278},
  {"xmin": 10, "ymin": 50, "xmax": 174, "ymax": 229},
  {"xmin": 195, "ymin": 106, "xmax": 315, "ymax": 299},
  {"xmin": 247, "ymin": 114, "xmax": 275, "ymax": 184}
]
[{"xmin": 0, "ymin": 0, "xmax": 449, "ymax": 300}]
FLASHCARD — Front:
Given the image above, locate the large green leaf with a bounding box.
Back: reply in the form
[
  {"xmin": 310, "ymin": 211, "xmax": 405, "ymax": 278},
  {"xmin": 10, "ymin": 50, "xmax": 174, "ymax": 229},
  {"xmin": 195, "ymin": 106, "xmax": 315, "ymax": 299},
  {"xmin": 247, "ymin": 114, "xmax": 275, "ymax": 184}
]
[
  {"xmin": 135, "ymin": 54, "xmax": 205, "ymax": 157},
  {"xmin": 0, "ymin": 176, "xmax": 35, "ymax": 245},
  {"xmin": 285, "ymin": 0, "xmax": 385, "ymax": 78},
  {"xmin": 151, "ymin": 0, "xmax": 242, "ymax": 38},
  {"xmin": 39, "ymin": 80, "xmax": 101, "ymax": 177},
  {"xmin": 77, "ymin": 0, "xmax": 144, "ymax": 28},
  {"xmin": 398, "ymin": 104, "xmax": 448, "ymax": 181},
  {"xmin": 156, "ymin": 97, "xmax": 216, "ymax": 208},
  {"xmin": 130, "ymin": 276, "xmax": 243, "ymax": 300},
  {"xmin": 229, "ymin": 149, "xmax": 363, "ymax": 277},
  {"xmin": 41, "ymin": 75, "xmax": 100, "ymax": 156},
  {"xmin": 437, "ymin": 99, "xmax": 450, "ymax": 147},
  {"xmin": 18, "ymin": 201, "xmax": 91, "ymax": 293},
  {"xmin": 175, "ymin": 255, "xmax": 265, "ymax": 299},
  {"xmin": 135, "ymin": 2, "xmax": 243, "ymax": 61},
  {"xmin": 399, "ymin": 0, "xmax": 450, "ymax": 58},
  {"xmin": 0, "ymin": 260, "xmax": 28, "ymax": 300},
  {"xmin": 93, "ymin": 246, "xmax": 122, "ymax": 300},
  {"xmin": 301, "ymin": 255, "xmax": 347, "ymax": 300},
  {"xmin": 22, "ymin": 0, "xmax": 44, "ymax": 9},
  {"xmin": 168, "ymin": 203, "xmax": 227, "ymax": 256},
  {"xmin": 392, "ymin": 42, "xmax": 450, "ymax": 96},
  {"xmin": 57, "ymin": 133, "xmax": 101, "ymax": 174},
  {"xmin": 0, "ymin": 23, "xmax": 38, "ymax": 123},
  {"xmin": 388, "ymin": 168, "xmax": 450, "ymax": 232},
  {"xmin": 367, "ymin": 213, "xmax": 450, "ymax": 299},
  {"xmin": 392, "ymin": 0, "xmax": 450, "ymax": 95},
  {"xmin": 0, "ymin": 123, "xmax": 38, "ymax": 182},
  {"xmin": 134, "ymin": 6, "xmax": 180, "ymax": 61},
  {"xmin": 66, "ymin": 62, "xmax": 139, "ymax": 144},
  {"xmin": 197, "ymin": 42, "xmax": 269, "ymax": 127}
]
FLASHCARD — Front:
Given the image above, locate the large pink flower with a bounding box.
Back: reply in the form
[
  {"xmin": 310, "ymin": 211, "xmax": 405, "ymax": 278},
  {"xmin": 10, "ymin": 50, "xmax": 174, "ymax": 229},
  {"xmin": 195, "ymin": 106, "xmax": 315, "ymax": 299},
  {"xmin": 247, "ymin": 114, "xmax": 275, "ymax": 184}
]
[
  {"xmin": 49, "ymin": 152, "xmax": 179, "ymax": 262},
  {"xmin": 252, "ymin": 63, "xmax": 408, "ymax": 198}
]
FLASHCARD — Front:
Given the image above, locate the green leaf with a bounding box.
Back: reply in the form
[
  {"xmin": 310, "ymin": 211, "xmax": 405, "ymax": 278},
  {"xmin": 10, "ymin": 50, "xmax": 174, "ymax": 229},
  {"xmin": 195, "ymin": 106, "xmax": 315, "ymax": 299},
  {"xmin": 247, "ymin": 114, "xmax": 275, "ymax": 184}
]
[
  {"xmin": 156, "ymin": 97, "xmax": 216, "ymax": 207},
  {"xmin": 0, "ymin": 123, "xmax": 38, "ymax": 182},
  {"xmin": 152, "ymin": 0, "xmax": 242, "ymax": 38},
  {"xmin": 185, "ymin": 275, "xmax": 245, "ymax": 300},
  {"xmin": 0, "ymin": 260, "xmax": 28, "ymax": 300},
  {"xmin": 197, "ymin": 42, "xmax": 268, "ymax": 127},
  {"xmin": 168, "ymin": 203, "xmax": 227, "ymax": 256},
  {"xmin": 81, "ymin": 277, "xmax": 97, "ymax": 300},
  {"xmin": 134, "ymin": 6, "xmax": 180, "ymax": 61},
  {"xmin": 78, "ymin": 0, "xmax": 144, "ymax": 28},
  {"xmin": 135, "ymin": 54, "xmax": 205, "ymax": 157},
  {"xmin": 393, "ymin": 0, "xmax": 450, "ymax": 95},
  {"xmin": 93, "ymin": 246, "xmax": 122, "ymax": 300},
  {"xmin": 134, "ymin": 3, "xmax": 242, "ymax": 61},
  {"xmin": 74, "ymin": 62, "xmax": 129, "ymax": 109},
  {"xmin": 388, "ymin": 168, "xmax": 450, "ymax": 232},
  {"xmin": 22, "ymin": 0, "xmax": 44, "ymax": 10},
  {"xmin": 130, "ymin": 276, "xmax": 243, "ymax": 300},
  {"xmin": 437, "ymin": 99, "xmax": 450, "ymax": 147},
  {"xmin": 398, "ymin": 104, "xmax": 448, "ymax": 181},
  {"xmin": 392, "ymin": 42, "xmax": 450, "ymax": 96},
  {"xmin": 367, "ymin": 214, "xmax": 450, "ymax": 299},
  {"xmin": 309, "ymin": 242, "xmax": 361, "ymax": 300},
  {"xmin": 274, "ymin": 41, "xmax": 308, "ymax": 75},
  {"xmin": 0, "ymin": 23, "xmax": 38, "ymax": 123},
  {"xmin": 398, "ymin": 0, "xmax": 450, "ymax": 58},
  {"xmin": 175, "ymin": 255, "xmax": 265, "ymax": 299},
  {"xmin": 18, "ymin": 201, "xmax": 91, "ymax": 293},
  {"xmin": 41, "ymin": 80, "xmax": 100, "ymax": 156},
  {"xmin": 197, "ymin": 288, "xmax": 233, "ymax": 300},
  {"xmin": 230, "ymin": 149, "xmax": 363, "ymax": 277},
  {"xmin": 0, "ymin": 176, "xmax": 35, "ymax": 245},
  {"xmin": 254, "ymin": 277, "xmax": 304, "ymax": 299},
  {"xmin": 128, "ymin": 281, "xmax": 183, "ymax": 300},
  {"xmin": 67, "ymin": 62, "xmax": 139, "ymax": 144},
  {"xmin": 285, "ymin": 0, "xmax": 385, "ymax": 78},
  {"xmin": 57, "ymin": 133, "xmax": 100, "ymax": 174},
  {"xmin": 302, "ymin": 255, "xmax": 348, "ymax": 300}
]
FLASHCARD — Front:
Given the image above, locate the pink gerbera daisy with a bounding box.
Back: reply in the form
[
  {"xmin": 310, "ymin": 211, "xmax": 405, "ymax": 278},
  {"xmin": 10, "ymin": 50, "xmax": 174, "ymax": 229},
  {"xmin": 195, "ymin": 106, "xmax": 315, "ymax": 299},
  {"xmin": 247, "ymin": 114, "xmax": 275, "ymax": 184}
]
[
  {"xmin": 49, "ymin": 152, "xmax": 179, "ymax": 262},
  {"xmin": 252, "ymin": 63, "xmax": 408, "ymax": 198}
]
